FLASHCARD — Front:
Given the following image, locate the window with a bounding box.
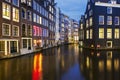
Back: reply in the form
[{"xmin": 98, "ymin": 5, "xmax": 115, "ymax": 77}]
[
  {"xmin": 13, "ymin": 25, "xmax": 19, "ymax": 36},
  {"xmin": 37, "ymin": 3, "xmax": 39, "ymax": 12},
  {"xmin": 27, "ymin": 25, "xmax": 32, "ymax": 36},
  {"xmin": 107, "ymin": 28, "xmax": 112, "ymax": 39},
  {"xmin": 89, "ymin": 10, "xmax": 93, "ymax": 16},
  {"xmin": 5, "ymin": 0, "xmax": 11, "ymax": 2},
  {"xmin": 0, "ymin": 41, "xmax": 5, "ymax": 52},
  {"xmin": 99, "ymin": 28, "xmax": 104, "ymax": 39},
  {"xmin": 22, "ymin": 39, "xmax": 27, "ymax": 48},
  {"xmin": 90, "ymin": 29, "xmax": 92, "ymax": 39},
  {"xmin": 86, "ymin": 20, "xmax": 88, "ymax": 28},
  {"xmin": 114, "ymin": 17, "xmax": 119, "ymax": 25},
  {"xmin": 36, "ymin": 27, "xmax": 39, "ymax": 36},
  {"xmin": 33, "ymin": 1, "xmax": 37, "ymax": 10},
  {"xmin": 27, "ymin": 10, "xmax": 31, "ymax": 21},
  {"xmin": 81, "ymin": 24, "xmax": 83, "ymax": 29},
  {"xmin": 106, "ymin": 41, "xmax": 112, "ymax": 48},
  {"xmin": 33, "ymin": 13, "xmax": 36, "ymax": 22},
  {"xmin": 39, "ymin": 16, "xmax": 42, "ymax": 24},
  {"xmin": 99, "ymin": 16, "xmax": 104, "ymax": 25},
  {"xmin": 13, "ymin": 7, "xmax": 19, "ymax": 22},
  {"xmin": 86, "ymin": 30, "xmax": 89, "ymax": 39},
  {"xmin": 27, "ymin": 0, "xmax": 31, "ymax": 6},
  {"xmin": 13, "ymin": 0, "xmax": 19, "ymax": 6},
  {"xmin": 2, "ymin": 23, "xmax": 10, "ymax": 36},
  {"xmin": 89, "ymin": 17, "xmax": 92, "ymax": 26},
  {"xmin": 21, "ymin": 8, "xmax": 26, "ymax": 19},
  {"xmin": 21, "ymin": 0, "xmax": 26, "ymax": 3},
  {"xmin": 2, "ymin": 3, "xmax": 11, "ymax": 19},
  {"xmin": 88, "ymin": 4, "xmax": 90, "ymax": 10},
  {"xmin": 107, "ymin": 16, "xmax": 112, "ymax": 25},
  {"xmin": 115, "ymin": 29, "xmax": 119, "ymax": 39},
  {"xmin": 22, "ymin": 24, "xmax": 27, "ymax": 36},
  {"xmin": 107, "ymin": 7, "xmax": 112, "ymax": 14},
  {"xmin": 39, "ymin": 27, "xmax": 42, "ymax": 36},
  {"xmin": 37, "ymin": 15, "xmax": 39, "ymax": 24}
]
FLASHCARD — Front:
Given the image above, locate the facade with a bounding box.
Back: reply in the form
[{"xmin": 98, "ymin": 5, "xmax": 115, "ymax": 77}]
[
  {"xmin": 73, "ymin": 20, "xmax": 79, "ymax": 43},
  {"xmin": 79, "ymin": 15, "xmax": 85, "ymax": 46},
  {"xmin": 55, "ymin": 6, "xmax": 60, "ymax": 46},
  {"xmin": 0, "ymin": 0, "xmax": 56, "ymax": 56},
  {"xmin": 79, "ymin": 0, "xmax": 120, "ymax": 49},
  {"xmin": 0, "ymin": 0, "xmax": 21, "ymax": 56}
]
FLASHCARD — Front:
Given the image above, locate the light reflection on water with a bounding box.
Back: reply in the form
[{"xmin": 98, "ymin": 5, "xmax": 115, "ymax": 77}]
[
  {"xmin": 80, "ymin": 49, "xmax": 120, "ymax": 80},
  {"xmin": 0, "ymin": 45, "xmax": 120, "ymax": 80}
]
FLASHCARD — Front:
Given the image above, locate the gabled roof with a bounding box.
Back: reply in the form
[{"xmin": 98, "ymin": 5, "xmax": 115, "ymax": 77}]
[{"xmin": 92, "ymin": 0, "xmax": 120, "ymax": 4}]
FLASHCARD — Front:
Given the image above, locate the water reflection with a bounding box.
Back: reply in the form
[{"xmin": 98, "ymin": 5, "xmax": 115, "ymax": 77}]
[
  {"xmin": 1, "ymin": 45, "xmax": 120, "ymax": 80},
  {"xmin": 80, "ymin": 49, "xmax": 120, "ymax": 80},
  {"xmin": 32, "ymin": 54, "xmax": 43, "ymax": 80}
]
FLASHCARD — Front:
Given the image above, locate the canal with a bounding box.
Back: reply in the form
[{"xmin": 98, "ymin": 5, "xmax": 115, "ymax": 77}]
[{"xmin": 0, "ymin": 44, "xmax": 120, "ymax": 80}]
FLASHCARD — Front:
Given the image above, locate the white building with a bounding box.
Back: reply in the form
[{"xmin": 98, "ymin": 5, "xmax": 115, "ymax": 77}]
[{"xmin": 55, "ymin": 6, "xmax": 60, "ymax": 46}]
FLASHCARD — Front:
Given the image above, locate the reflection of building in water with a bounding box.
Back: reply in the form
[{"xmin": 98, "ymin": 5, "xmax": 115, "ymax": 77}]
[
  {"xmin": 79, "ymin": 49, "xmax": 120, "ymax": 80},
  {"xmin": 32, "ymin": 54, "xmax": 43, "ymax": 80}
]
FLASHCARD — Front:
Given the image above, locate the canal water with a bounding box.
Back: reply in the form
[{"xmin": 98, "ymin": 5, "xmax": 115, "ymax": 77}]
[{"xmin": 0, "ymin": 44, "xmax": 120, "ymax": 80}]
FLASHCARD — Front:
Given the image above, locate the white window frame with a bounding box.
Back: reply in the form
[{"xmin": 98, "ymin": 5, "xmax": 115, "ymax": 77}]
[
  {"xmin": 2, "ymin": 2, "xmax": 11, "ymax": 20},
  {"xmin": 2, "ymin": 23, "xmax": 11, "ymax": 36},
  {"xmin": 12, "ymin": 25, "xmax": 19, "ymax": 37}
]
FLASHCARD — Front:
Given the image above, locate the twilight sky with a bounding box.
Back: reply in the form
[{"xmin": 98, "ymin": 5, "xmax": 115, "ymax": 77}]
[{"xmin": 55, "ymin": 0, "xmax": 87, "ymax": 21}]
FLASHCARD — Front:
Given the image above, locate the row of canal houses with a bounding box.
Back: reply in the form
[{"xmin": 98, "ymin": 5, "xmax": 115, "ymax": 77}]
[
  {"xmin": 79, "ymin": 0, "xmax": 120, "ymax": 49},
  {"xmin": 0, "ymin": 0, "xmax": 79, "ymax": 57}
]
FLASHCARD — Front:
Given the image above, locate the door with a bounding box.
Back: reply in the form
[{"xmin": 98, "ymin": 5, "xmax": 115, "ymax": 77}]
[{"xmin": 10, "ymin": 41, "xmax": 17, "ymax": 53}]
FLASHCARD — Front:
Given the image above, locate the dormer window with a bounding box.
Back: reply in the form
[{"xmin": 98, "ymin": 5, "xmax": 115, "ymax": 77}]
[{"xmin": 108, "ymin": 0, "xmax": 116, "ymax": 4}]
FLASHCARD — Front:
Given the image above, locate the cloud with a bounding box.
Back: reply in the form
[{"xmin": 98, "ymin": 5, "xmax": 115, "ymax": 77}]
[{"xmin": 55, "ymin": 0, "xmax": 87, "ymax": 21}]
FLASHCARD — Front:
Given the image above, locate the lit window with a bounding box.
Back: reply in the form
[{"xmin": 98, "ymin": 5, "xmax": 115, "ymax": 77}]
[
  {"xmin": 33, "ymin": 26, "xmax": 36, "ymax": 36},
  {"xmin": 90, "ymin": 29, "xmax": 92, "ymax": 39},
  {"xmin": 33, "ymin": 13, "xmax": 36, "ymax": 22},
  {"xmin": 21, "ymin": 8, "xmax": 26, "ymax": 19},
  {"xmin": 115, "ymin": 29, "xmax": 119, "ymax": 39},
  {"xmin": 114, "ymin": 17, "xmax": 119, "ymax": 25},
  {"xmin": 86, "ymin": 30, "xmax": 89, "ymax": 39},
  {"xmin": 13, "ymin": 0, "xmax": 19, "ymax": 6},
  {"xmin": 99, "ymin": 16, "xmax": 104, "ymax": 25},
  {"xmin": 107, "ymin": 16, "xmax": 112, "ymax": 25},
  {"xmin": 39, "ymin": 16, "xmax": 42, "ymax": 24},
  {"xmin": 107, "ymin": 7, "xmax": 112, "ymax": 14},
  {"xmin": 2, "ymin": 23, "xmax": 11, "ymax": 36},
  {"xmin": 2, "ymin": 3, "xmax": 11, "ymax": 20},
  {"xmin": 107, "ymin": 28, "xmax": 112, "ymax": 39},
  {"xmin": 13, "ymin": 7, "xmax": 19, "ymax": 22},
  {"xmin": 99, "ymin": 28, "xmax": 104, "ymax": 39},
  {"xmin": 39, "ymin": 27, "xmax": 42, "ymax": 36},
  {"xmin": 81, "ymin": 24, "xmax": 83, "ymax": 29},
  {"xmin": 21, "ymin": 0, "xmax": 26, "ymax": 3},
  {"xmin": 27, "ymin": 0, "xmax": 31, "ymax": 6},
  {"xmin": 36, "ymin": 27, "xmax": 39, "ymax": 36},
  {"xmin": 13, "ymin": 25, "xmax": 19, "ymax": 36},
  {"xmin": 89, "ymin": 17, "xmax": 92, "ymax": 26}
]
